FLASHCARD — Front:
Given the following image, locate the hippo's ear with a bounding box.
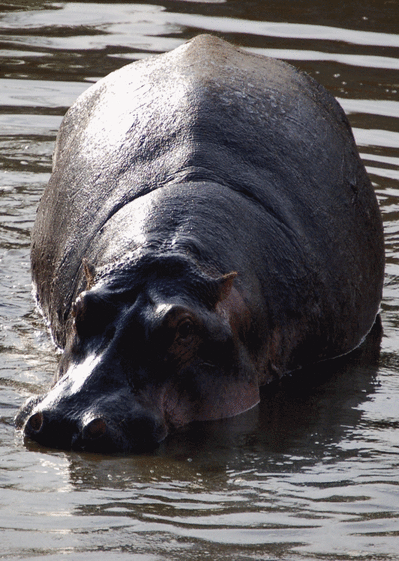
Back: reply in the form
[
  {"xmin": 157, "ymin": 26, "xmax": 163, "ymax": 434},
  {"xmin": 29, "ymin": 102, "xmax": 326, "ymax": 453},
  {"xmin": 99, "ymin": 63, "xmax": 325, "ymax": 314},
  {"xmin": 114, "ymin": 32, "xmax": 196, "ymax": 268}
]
[
  {"xmin": 209, "ymin": 271, "xmax": 237, "ymax": 307},
  {"xmin": 82, "ymin": 259, "xmax": 96, "ymax": 290}
]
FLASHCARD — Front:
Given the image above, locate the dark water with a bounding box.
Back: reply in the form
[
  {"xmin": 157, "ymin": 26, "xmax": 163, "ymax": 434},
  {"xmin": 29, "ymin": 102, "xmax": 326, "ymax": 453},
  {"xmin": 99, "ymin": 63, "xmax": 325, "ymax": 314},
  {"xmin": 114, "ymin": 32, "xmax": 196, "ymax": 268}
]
[{"xmin": 1, "ymin": 1, "xmax": 399, "ymax": 559}]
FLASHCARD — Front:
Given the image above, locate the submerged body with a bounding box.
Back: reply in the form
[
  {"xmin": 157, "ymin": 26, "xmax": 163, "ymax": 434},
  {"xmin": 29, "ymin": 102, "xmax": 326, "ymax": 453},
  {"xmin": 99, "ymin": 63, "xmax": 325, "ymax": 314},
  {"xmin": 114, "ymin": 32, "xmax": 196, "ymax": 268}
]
[{"xmin": 17, "ymin": 35, "xmax": 384, "ymax": 452}]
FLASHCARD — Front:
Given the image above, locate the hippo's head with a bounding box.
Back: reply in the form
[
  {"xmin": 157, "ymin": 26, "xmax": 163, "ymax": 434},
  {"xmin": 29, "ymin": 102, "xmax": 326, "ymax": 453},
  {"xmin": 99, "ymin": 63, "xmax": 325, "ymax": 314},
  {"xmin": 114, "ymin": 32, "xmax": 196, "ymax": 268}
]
[{"xmin": 16, "ymin": 254, "xmax": 261, "ymax": 453}]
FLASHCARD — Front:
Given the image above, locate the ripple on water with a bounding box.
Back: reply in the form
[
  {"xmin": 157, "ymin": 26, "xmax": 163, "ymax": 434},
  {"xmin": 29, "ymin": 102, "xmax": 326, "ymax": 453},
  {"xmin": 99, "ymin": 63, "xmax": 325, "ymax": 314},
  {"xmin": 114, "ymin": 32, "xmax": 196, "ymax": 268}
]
[{"xmin": 1, "ymin": 1, "xmax": 399, "ymax": 560}]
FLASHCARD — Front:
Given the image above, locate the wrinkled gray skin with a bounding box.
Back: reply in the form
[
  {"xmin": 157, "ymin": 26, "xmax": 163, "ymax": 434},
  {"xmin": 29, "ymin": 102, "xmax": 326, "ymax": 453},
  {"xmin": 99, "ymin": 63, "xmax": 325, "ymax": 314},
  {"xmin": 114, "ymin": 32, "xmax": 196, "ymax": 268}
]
[{"xmin": 16, "ymin": 35, "xmax": 384, "ymax": 453}]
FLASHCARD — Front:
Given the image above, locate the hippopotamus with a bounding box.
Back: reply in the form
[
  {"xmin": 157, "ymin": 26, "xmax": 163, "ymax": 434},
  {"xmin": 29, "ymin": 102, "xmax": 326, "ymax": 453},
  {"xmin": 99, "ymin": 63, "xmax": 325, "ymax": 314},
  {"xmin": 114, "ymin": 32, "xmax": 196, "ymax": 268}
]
[{"xmin": 16, "ymin": 34, "xmax": 384, "ymax": 453}]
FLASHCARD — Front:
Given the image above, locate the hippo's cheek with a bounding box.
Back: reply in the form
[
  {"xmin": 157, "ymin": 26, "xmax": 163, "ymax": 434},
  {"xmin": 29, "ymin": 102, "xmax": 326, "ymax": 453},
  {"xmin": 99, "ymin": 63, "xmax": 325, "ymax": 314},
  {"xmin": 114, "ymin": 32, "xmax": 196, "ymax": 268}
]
[{"xmin": 161, "ymin": 378, "xmax": 261, "ymax": 427}]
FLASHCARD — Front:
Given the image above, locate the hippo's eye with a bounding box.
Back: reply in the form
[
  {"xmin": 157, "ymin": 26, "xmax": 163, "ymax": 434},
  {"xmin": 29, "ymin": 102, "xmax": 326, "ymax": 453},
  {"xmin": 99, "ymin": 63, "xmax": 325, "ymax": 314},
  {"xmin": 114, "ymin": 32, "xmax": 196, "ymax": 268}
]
[
  {"xmin": 163, "ymin": 311, "xmax": 200, "ymax": 364},
  {"xmin": 175, "ymin": 318, "xmax": 194, "ymax": 343}
]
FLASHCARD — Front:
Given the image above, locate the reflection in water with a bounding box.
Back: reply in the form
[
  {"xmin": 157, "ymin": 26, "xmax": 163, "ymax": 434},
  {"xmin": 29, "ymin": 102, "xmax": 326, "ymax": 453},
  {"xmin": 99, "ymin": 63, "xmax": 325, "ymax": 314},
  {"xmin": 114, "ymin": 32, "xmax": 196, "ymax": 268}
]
[{"xmin": 1, "ymin": 0, "xmax": 399, "ymax": 559}]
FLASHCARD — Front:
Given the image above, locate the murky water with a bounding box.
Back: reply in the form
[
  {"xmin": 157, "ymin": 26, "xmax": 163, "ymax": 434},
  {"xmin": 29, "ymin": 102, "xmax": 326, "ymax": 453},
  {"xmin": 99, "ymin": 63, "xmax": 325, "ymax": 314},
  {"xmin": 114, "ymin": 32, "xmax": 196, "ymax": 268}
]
[{"xmin": 1, "ymin": 1, "xmax": 399, "ymax": 559}]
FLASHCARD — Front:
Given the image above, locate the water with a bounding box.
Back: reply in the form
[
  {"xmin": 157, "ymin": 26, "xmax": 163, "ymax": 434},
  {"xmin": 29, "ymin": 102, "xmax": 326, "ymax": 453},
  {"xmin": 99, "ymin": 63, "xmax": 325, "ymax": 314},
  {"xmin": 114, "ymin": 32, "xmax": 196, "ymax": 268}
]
[{"xmin": 1, "ymin": 1, "xmax": 399, "ymax": 559}]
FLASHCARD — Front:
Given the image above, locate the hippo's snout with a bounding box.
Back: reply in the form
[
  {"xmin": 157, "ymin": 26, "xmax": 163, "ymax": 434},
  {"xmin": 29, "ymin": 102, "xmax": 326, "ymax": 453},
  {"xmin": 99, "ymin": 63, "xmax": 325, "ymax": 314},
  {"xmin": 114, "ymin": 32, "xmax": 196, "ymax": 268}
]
[{"xmin": 20, "ymin": 401, "xmax": 167, "ymax": 453}]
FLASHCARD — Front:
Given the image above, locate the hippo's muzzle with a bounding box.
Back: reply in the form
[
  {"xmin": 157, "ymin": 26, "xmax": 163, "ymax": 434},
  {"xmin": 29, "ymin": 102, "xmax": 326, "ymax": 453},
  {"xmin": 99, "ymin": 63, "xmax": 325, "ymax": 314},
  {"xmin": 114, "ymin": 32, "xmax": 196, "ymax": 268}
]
[{"xmin": 17, "ymin": 389, "xmax": 167, "ymax": 453}]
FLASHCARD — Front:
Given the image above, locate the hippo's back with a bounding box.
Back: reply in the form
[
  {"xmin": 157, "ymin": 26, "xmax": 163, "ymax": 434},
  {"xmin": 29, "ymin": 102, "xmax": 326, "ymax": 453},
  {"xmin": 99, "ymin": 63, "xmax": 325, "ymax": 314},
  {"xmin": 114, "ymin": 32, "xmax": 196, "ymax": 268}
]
[{"xmin": 31, "ymin": 35, "xmax": 384, "ymax": 350}]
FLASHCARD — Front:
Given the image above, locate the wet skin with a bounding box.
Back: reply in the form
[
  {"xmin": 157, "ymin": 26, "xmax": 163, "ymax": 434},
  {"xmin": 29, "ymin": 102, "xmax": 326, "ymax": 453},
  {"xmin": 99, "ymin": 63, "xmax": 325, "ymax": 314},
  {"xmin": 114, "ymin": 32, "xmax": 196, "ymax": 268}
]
[{"xmin": 16, "ymin": 35, "xmax": 384, "ymax": 453}]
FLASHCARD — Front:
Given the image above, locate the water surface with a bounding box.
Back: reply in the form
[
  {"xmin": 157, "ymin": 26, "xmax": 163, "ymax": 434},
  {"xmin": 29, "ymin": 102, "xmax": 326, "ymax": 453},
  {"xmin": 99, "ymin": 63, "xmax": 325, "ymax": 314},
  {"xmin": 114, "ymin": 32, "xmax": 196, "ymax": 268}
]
[{"xmin": 1, "ymin": 1, "xmax": 399, "ymax": 559}]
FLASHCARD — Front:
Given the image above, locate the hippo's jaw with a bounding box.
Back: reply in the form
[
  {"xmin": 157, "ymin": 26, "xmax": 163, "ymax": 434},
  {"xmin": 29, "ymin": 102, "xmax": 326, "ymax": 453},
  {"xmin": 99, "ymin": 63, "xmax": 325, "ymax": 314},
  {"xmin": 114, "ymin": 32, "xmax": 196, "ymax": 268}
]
[
  {"xmin": 16, "ymin": 377, "xmax": 260, "ymax": 454},
  {"xmin": 16, "ymin": 356, "xmax": 261, "ymax": 453}
]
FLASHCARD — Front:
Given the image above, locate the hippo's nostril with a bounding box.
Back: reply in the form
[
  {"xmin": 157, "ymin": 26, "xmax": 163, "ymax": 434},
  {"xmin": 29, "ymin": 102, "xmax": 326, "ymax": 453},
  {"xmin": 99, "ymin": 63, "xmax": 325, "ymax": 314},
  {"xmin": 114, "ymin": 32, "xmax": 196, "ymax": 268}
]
[
  {"xmin": 27, "ymin": 411, "xmax": 44, "ymax": 433},
  {"xmin": 83, "ymin": 418, "xmax": 107, "ymax": 440}
]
